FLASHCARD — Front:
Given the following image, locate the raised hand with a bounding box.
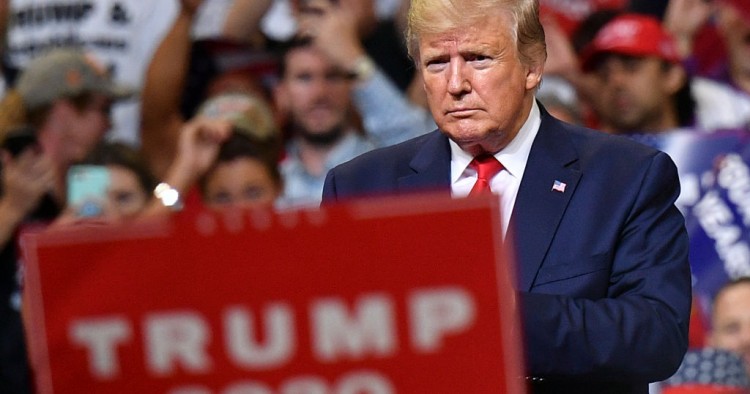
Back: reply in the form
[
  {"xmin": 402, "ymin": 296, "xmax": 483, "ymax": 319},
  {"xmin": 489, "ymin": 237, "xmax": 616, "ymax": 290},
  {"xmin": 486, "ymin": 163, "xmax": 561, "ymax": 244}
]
[
  {"xmin": 296, "ymin": 0, "xmax": 367, "ymax": 71},
  {"xmin": 179, "ymin": 0, "xmax": 205, "ymax": 16},
  {"xmin": 164, "ymin": 117, "xmax": 233, "ymax": 194},
  {"xmin": 0, "ymin": 149, "xmax": 56, "ymax": 218},
  {"xmin": 664, "ymin": 0, "xmax": 713, "ymax": 58}
]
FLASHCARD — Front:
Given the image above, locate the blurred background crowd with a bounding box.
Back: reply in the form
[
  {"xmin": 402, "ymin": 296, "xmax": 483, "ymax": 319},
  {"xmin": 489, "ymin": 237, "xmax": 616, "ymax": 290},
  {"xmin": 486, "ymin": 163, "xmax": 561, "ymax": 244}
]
[{"xmin": 0, "ymin": 0, "xmax": 748, "ymax": 393}]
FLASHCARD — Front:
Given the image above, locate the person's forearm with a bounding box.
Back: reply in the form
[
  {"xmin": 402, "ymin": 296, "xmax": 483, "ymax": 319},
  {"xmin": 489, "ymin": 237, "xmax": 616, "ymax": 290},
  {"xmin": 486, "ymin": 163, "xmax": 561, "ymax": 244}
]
[
  {"xmin": 142, "ymin": 6, "xmax": 195, "ymax": 129},
  {"xmin": 141, "ymin": 6, "xmax": 195, "ymax": 179},
  {"xmin": 221, "ymin": 0, "xmax": 274, "ymax": 43},
  {"xmin": 521, "ymin": 290, "xmax": 688, "ymax": 381},
  {"xmin": 352, "ymin": 69, "xmax": 435, "ymax": 147},
  {"xmin": 140, "ymin": 166, "xmax": 194, "ymax": 219}
]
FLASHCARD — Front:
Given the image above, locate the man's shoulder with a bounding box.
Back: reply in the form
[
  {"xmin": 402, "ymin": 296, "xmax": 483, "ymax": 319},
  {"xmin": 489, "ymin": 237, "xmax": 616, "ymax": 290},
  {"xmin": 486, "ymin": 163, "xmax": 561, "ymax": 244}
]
[
  {"xmin": 334, "ymin": 129, "xmax": 443, "ymax": 169},
  {"xmin": 691, "ymin": 76, "xmax": 750, "ymax": 130},
  {"xmin": 543, "ymin": 116, "xmax": 663, "ymax": 163},
  {"xmin": 322, "ymin": 130, "xmax": 447, "ymax": 200}
]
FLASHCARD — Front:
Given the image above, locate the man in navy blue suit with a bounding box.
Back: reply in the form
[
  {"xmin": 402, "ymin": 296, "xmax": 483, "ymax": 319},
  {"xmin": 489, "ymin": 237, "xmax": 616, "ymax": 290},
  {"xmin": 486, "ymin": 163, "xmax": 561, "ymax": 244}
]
[{"xmin": 322, "ymin": 0, "xmax": 691, "ymax": 392}]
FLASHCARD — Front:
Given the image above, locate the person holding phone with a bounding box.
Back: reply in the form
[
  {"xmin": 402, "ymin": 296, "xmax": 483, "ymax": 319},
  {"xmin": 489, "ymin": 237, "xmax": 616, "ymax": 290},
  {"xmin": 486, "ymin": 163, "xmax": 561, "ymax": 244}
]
[
  {"xmin": 50, "ymin": 142, "xmax": 159, "ymax": 226},
  {"xmin": 83, "ymin": 143, "xmax": 159, "ymax": 221},
  {"xmin": 143, "ymin": 112, "xmax": 282, "ymax": 216},
  {"xmin": 0, "ymin": 49, "xmax": 133, "ymax": 394}
]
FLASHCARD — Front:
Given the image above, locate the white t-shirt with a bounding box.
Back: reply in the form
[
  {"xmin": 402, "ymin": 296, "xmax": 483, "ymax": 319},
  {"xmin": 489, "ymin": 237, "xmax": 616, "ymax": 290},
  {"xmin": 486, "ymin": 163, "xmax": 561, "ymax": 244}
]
[
  {"xmin": 692, "ymin": 77, "xmax": 750, "ymax": 131},
  {"xmin": 192, "ymin": 0, "xmax": 232, "ymax": 40},
  {"xmin": 6, "ymin": 0, "xmax": 180, "ymax": 145},
  {"xmin": 260, "ymin": 0, "xmax": 406, "ymax": 42}
]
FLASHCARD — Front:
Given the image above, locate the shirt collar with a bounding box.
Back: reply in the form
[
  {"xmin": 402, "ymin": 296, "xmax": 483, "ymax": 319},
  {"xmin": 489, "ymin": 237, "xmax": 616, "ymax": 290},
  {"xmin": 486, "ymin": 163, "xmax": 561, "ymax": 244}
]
[
  {"xmin": 284, "ymin": 130, "xmax": 369, "ymax": 175},
  {"xmin": 450, "ymin": 100, "xmax": 542, "ymax": 183}
]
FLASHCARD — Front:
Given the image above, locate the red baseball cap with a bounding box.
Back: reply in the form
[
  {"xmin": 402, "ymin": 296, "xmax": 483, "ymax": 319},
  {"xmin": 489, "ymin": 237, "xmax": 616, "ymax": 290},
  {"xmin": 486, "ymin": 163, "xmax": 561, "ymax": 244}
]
[
  {"xmin": 718, "ymin": 0, "xmax": 750, "ymax": 21},
  {"xmin": 580, "ymin": 14, "xmax": 681, "ymax": 72}
]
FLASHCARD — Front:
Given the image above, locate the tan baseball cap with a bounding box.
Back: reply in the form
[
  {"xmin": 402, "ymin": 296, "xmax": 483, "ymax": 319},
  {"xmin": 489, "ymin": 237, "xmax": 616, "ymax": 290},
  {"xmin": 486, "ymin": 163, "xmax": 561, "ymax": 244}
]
[
  {"xmin": 197, "ymin": 92, "xmax": 278, "ymax": 142},
  {"xmin": 16, "ymin": 49, "xmax": 135, "ymax": 110}
]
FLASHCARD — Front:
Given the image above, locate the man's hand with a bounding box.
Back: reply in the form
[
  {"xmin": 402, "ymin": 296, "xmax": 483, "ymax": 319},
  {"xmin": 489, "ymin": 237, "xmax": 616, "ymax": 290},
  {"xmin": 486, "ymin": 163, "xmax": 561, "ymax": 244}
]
[
  {"xmin": 296, "ymin": 0, "xmax": 368, "ymax": 72},
  {"xmin": 179, "ymin": 0, "xmax": 205, "ymax": 16},
  {"xmin": 0, "ymin": 149, "xmax": 56, "ymax": 220},
  {"xmin": 163, "ymin": 117, "xmax": 233, "ymax": 194},
  {"xmin": 664, "ymin": 0, "xmax": 713, "ymax": 58}
]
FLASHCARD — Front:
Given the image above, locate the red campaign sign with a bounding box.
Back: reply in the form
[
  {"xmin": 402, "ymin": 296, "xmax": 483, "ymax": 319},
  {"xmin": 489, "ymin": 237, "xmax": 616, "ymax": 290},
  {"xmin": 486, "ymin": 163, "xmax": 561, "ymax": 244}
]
[{"xmin": 22, "ymin": 194, "xmax": 524, "ymax": 394}]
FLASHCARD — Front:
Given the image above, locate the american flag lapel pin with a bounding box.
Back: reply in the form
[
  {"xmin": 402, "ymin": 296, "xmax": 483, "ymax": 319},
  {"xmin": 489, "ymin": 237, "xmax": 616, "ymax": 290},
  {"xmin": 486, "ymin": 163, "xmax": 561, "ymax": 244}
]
[{"xmin": 552, "ymin": 180, "xmax": 566, "ymax": 193}]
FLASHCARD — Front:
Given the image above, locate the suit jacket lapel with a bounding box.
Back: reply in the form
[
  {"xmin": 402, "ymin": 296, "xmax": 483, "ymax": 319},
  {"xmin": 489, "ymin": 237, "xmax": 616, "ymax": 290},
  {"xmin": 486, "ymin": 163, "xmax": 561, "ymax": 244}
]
[
  {"xmin": 391, "ymin": 125, "xmax": 581, "ymax": 291},
  {"xmin": 511, "ymin": 115, "xmax": 582, "ymax": 291},
  {"xmin": 397, "ymin": 131, "xmax": 452, "ymax": 192}
]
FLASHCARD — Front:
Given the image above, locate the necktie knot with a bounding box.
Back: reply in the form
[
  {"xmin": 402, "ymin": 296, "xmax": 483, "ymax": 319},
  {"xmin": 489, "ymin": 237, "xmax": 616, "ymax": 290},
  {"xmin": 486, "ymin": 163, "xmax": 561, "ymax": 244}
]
[
  {"xmin": 469, "ymin": 154, "xmax": 503, "ymax": 195},
  {"xmin": 470, "ymin": 154, "xmax": 503, "ymax": 180}
]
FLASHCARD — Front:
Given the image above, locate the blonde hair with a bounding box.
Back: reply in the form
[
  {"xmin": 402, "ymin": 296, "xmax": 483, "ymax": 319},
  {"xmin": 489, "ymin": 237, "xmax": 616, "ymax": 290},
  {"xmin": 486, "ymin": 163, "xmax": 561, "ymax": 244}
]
[
  {"xmin": 406, "ymin": 0, "xmax": 546, "ymax": 68},
  {"xmin": 0, "ymin": 90, "xmax": 30, "ymax": 140}
]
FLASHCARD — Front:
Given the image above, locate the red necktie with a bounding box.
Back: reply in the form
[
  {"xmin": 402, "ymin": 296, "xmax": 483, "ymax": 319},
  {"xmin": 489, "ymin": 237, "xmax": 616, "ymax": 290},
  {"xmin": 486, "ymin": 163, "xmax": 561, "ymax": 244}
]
[{"xmin": 469, "ymin": 154, "xmax": 503, "ymax": 196}]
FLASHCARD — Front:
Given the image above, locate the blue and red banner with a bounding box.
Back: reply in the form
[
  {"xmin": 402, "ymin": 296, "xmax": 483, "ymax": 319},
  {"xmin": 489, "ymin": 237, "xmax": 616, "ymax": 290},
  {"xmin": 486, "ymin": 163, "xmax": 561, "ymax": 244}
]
[{"xmin": 632, "ymin": 129, "xmax": 750, "ymax": 321}]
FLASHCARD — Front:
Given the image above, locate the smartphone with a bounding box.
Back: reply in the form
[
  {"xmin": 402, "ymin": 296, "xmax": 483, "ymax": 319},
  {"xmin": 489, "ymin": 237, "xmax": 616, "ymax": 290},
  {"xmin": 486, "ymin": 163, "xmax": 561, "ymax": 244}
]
[
  {"xmin": 1, "ymin": 125, "xmax": 39, "ymax": 157},
  {"xmin": 67, "ymin": 165, "xmax": 111, "ymax": 217}
]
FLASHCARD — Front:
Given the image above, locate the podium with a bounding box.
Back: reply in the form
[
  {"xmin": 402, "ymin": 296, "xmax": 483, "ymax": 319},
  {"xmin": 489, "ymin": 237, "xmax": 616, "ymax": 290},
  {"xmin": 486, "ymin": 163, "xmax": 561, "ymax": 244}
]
[{"xmin": 23, "ymin": 194, "xmax": 525, "ymax": 393}]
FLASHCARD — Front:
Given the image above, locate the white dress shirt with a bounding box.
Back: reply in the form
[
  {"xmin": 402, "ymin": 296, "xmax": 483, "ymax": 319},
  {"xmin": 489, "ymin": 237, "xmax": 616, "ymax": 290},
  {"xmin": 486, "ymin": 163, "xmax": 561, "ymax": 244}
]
[{"xmin": 450, "ymin": 100, "xmax": 542, "ymax": 235}]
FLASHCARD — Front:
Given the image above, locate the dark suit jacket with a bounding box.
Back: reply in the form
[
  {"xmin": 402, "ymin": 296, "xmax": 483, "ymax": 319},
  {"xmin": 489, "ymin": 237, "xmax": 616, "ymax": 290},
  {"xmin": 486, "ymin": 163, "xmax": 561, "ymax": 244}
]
[{"xmin": 322, "ymin": 109, "xmax": 691, "ymax": 393}]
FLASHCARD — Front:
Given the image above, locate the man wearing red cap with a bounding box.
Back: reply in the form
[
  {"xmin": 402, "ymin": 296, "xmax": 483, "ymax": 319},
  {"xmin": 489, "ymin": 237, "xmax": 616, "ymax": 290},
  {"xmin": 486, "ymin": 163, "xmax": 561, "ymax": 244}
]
[
  {"xmin": 581, "ymin": 13, "xmax": 687, "ymax": 133},
  {"xmin": 581, "ymin": 13, "xmax": 750, "ymax": 134}
]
